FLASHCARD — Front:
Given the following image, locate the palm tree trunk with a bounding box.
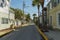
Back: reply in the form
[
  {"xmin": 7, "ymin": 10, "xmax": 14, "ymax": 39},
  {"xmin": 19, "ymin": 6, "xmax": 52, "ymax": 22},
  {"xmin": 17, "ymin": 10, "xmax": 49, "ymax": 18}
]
[
  {"xmin": 37, "ymin": 5, "xmax": 40, "ymax": 27},
  {"xmin": 42, "ymin": 4, "xmax": 44, "ymax": 25}
]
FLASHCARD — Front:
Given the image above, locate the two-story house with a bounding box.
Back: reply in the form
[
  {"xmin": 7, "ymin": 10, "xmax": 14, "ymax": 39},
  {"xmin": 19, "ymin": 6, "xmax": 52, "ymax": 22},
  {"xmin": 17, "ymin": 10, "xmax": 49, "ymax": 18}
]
[
  {"xmin": 0, "ymin": 0, "xmax": 15, "ymax": 30},
  {"xmin": 47, "ymin": 0, "xmax": 60, "ymax": 29}
]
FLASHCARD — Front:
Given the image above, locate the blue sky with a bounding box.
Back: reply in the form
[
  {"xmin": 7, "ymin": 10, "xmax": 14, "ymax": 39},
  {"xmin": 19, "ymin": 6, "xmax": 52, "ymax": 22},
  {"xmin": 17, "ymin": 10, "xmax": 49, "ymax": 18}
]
[{"xmin": 10, "ymin": 0, "xmax": 50, "ymax": 18}]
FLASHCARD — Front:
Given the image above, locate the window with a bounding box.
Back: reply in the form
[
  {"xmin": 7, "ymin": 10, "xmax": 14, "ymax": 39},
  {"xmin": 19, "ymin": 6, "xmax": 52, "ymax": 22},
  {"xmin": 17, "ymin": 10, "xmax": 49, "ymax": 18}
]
[
  {"xmin": 58, "ymin": 0, "xmax": 60, "ymax": 4},
  {"xmin": 58, "ymin": 13, "xmax": 60, "ymax": 25},
  {"xmin": 3, "ymin": 2, "xmax": 6, "ymax": 7},
  {"xmin": 2, "ymin": 18, "xmax": 8, "ymax": 24},
  {"xmin": 53, "ymin": 2, "xmax": 57, "ymax": 7},
  {"xmin": 1, "ymin": 0, "xmax": 6, "ymax": 7},
  {"xmin": 52, "ymin": 0, "xmax": 57, "ymax": 8},
  {"xmin": 1, "ymin": 3, "xmax": 3, "ymax": 7},
  {"xmin": 2, "ymin": 0, "xmax": 4, "ymax": 3}
]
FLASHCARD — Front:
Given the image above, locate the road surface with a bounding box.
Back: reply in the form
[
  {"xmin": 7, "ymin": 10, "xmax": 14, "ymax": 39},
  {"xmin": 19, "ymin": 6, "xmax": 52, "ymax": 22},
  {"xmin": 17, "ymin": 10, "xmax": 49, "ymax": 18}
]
[{"xmin": 0, "ymin": 25, "xmax": 44, "ymax": 40}]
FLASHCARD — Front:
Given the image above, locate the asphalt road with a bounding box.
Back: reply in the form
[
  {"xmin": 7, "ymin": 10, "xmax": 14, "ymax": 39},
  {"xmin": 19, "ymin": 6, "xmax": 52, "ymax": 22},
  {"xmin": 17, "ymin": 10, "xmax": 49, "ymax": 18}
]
[{"xmin": 0, "ymin": 25, "xmax": 44, "ymax": 40}]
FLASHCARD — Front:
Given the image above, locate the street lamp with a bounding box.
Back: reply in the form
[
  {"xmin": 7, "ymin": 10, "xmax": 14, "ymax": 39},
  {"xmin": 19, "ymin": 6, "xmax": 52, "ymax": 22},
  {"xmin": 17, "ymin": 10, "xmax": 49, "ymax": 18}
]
[
  {"xmin": 40, "ymin": 0, "xmax": 49, "ymax": 31},
  {"xmin": 43, "ymin": 7, "xmax": 47, "ymax": 24},
  {"xmin": 40, "ymin": 0, "xmax": 44, "ymax": 25}
]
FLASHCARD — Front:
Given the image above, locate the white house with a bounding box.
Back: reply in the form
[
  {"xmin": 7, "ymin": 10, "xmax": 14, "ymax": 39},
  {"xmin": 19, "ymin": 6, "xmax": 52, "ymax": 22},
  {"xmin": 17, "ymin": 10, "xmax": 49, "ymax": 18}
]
[
  {"xmin": 0, "ymin": 0, "xmax": 15, "ymax": 30},
  {"xmin": 9, "ymin": 9, "xmax": 15, "ymax": 28}
]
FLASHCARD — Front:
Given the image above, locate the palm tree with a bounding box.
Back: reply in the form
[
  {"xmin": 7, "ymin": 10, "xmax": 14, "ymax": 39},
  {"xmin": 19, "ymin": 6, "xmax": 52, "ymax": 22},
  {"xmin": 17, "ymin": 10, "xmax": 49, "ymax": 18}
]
[
  {"xmin": 32, "ymin": 0, "xmax": 45, "ymax": 24},
  {"xmin": 33, "ymin": 14, "xmax": 36, "ymax": 17},
  {"xmin": 33, "ymin": 13, "xmax": 37, "ymax": 23},
  {"xmin": 32, "ymin": 0, "xmax": 41, "ymax": 25}
]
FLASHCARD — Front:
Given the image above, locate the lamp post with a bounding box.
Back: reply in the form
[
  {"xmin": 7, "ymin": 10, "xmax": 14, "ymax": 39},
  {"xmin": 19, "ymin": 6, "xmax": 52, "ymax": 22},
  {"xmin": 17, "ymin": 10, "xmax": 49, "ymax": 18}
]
[
  {"xmin": 40, "ymin": 0, "xmax": 44, "ymax": 25},
  {"xmin": 43, "ymin": 7, "xmax": 48, "ymax": 31},
  {"xmin": 43, "ymin": 7, "xmax": 47, "ymax": 25},
  {"xmin": 40, "ymin": 0, "xmax": 49, "ymax": 31}
]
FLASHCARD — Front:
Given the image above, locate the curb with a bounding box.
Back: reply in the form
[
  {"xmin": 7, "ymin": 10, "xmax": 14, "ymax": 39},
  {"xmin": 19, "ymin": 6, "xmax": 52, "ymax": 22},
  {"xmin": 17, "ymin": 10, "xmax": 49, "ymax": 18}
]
[{"xmin": 36, "ymin": 26, "xmax": 48, "ymax": 40}]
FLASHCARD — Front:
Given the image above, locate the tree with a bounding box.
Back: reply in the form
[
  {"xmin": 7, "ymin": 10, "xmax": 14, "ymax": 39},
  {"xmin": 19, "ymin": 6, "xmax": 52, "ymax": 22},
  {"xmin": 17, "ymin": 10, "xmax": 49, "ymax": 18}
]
[
  {"xmin": 26, "ymin": 13, "xmax": 31, "ymax": 22},
  {"xmin": 33, "ymin": 13, "xmax": 36, "ymax": 17},
  {"xmin": 32, "ymin": 0, "xmax": 40, "ymax": 17},
  {"xmin": 10, "ymin": 7, "xmax": 24, "ymax": 20},
  {"xmin": 32, "ymin": 0, "xmax": 45, "ymax": 24},
  {"xmin": 15, "ymin": 9, "xmax": 24, "ymax": 20},
  {"xmin": 33, "ymin": 13, "xmax": 36, "ymax": 22},
  {"xmin": 32, "ymin": 0, "xmax": 41, "ymax": 26}
]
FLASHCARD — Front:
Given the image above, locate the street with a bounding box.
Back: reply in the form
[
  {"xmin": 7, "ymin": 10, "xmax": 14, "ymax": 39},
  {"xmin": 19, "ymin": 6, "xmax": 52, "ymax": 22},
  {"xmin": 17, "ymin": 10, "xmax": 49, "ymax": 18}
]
[
  {"xmin": 0, "ymin": 0, "xmax": 60, "ymax": 40},
  {"xmin": 0, "ymin": 25, "xmax": 44, "ymax": 40}
]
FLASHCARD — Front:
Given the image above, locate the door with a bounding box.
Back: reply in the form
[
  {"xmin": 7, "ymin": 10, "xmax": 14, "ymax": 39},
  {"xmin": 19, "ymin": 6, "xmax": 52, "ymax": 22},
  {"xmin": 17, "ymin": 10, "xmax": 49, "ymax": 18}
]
[{"xmin": 49, "ymin": 16, "xmax": 52, "ymax": 25}]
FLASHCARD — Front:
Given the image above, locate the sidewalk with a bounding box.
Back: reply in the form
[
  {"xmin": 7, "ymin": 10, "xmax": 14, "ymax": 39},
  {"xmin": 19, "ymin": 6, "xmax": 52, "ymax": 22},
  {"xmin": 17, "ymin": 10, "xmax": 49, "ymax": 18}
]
[
  {"xmin": 44, "ymin": 30, "xmax": 60, "ymax": 40},
  {"xmin": 0, "ymin": 28, "xmax": 13, "ymax": 37}
]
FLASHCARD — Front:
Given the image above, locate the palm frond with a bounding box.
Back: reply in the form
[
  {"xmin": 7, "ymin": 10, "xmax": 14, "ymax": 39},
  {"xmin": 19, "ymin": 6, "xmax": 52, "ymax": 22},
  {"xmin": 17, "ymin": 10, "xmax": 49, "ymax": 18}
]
[{"xmin": 32, "ymin": 0, "xmax": 41, "ymax": 7}]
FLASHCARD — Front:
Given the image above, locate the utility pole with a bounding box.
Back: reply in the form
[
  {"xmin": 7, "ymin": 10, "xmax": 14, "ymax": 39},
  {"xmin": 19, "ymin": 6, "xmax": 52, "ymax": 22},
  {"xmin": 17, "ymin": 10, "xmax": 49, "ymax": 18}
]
[
  {"xmin": 23, "ymin": 0, "xmax": 25, "ymax": 19},
  {"xmin": 23, "ymin": 1, "xmax": 29, "ymax": 20}
]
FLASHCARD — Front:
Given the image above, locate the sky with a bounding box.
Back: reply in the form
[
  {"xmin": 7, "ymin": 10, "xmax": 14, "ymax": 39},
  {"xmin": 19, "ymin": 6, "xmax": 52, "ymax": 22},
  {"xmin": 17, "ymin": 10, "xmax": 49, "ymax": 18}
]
[{"xmin": 10, "ymin": 0, "xmax": 50, "ymax": 19}]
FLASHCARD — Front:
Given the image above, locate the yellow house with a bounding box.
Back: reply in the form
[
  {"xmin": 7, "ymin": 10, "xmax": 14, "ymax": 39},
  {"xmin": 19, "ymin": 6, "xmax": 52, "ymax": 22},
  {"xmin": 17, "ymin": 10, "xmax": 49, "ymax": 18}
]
[{"xmin": 47, "ymin": 0, "xmax": 60, "ymax": 29}]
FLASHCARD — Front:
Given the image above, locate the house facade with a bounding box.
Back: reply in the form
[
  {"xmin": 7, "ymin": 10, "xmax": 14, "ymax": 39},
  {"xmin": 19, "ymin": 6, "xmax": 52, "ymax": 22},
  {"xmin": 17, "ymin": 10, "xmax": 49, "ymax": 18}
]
[
  {"xmin": 0, "ymin": 0, "xmax": 15, "ymax": 30},
  {"xmin": 47, "ymin": 0, "xmax": 60, "ymax": 29},
  {"xmin": 9, "ymin": 9, "xmax": 15, "ymax": 28}
]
